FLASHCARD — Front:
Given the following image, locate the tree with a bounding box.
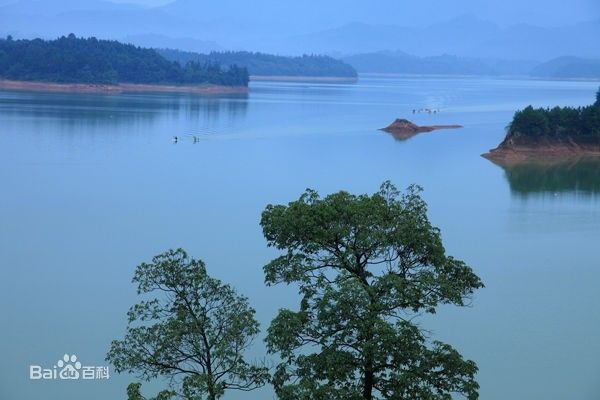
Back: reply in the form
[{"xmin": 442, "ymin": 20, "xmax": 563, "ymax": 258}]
[
  {"xmin": 106, "ymin": 249, "xmax": 269, "ymax": 400},
  {"xmin": 260, "ymin": 182, "xmax": 483, "ymax": 400},
  {"xmin": 596, "ymin": 87, "xmax": 600, "ymax": 106},
  {"xmin": 0, "ymin": 36, "xmax": 248, "ymax": 86},
  {"xmin": 156, "ymin": 48, "xmax": 358, "ymax": 78}
]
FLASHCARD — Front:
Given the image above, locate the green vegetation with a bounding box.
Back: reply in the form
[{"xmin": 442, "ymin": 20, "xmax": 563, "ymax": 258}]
[
  {"xmin": 260, "ymin": 182, "xmax": 483, "ymax": 400},
  {"xmin": 508, "ymin": 88, "xmax": 600, "ymax": 140},
  {"xmin": 158, "ymin": 49, "xmax": 358, "ymax": 78},
  {"xmin": 106, "ymin": 249, "xmax": 269, "ymax": 400},
  {"xmin": 107, "ymin": 183, "xmax": 482, "ymax": 400},
  {"xmin": 0, "ymin": 35, "xmax": 248, "ymax": 86}
]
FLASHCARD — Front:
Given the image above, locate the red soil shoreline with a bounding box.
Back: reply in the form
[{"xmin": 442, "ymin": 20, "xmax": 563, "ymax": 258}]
[
  {"xmin": 482, "ymin": 143, "xmax": 600, "ymax": 164},
  {"xmin": 0, "ymin": 79, "xmax": 249, "ymax": 95},
  {"xmin": 380, "ymin": 118, "xmax": 463, "ymax": 140}
]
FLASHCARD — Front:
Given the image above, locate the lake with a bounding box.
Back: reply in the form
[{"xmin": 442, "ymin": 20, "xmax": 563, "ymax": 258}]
[{"xmin": 1, "ymin": 75, "xmax": 599, "ymax": 399}]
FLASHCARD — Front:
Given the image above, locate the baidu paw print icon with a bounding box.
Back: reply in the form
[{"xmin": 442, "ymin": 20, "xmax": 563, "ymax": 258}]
[{"xmin": 58, "ymin": 354, "xmax": 81, "ymax": 379}]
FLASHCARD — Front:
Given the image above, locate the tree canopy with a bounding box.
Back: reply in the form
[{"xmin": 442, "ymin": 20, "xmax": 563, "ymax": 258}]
[
  {"xmin": 0, "ymin": 35, "xmax": 248, "ymax": 86},
  {"xmin": 507, "ymin": 87, "xmax": 600, "ymax": 140},
  {"xmin": 158, "ymin": 49, "xmax": 358, "ymax": 78},
  {"xmin": 106, "ymin": 249, "xmax": 268, "ymax": 400},
  {"xmin": 260, "ymin": 182, "xmax": 483, "ymax": 400}
]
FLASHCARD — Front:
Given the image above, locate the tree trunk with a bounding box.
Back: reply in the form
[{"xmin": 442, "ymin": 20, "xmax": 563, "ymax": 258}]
[
  {"xmin": 360, "ymin": 271, "xmax": 375, "ymax": 400},
  {"xmin": 207, "ymin": 388, "xmax": 217, "ymax": 400},
  {"xmin": 206, "ymin": 366, "xmax": 217, "ymax": 400},
  {"xmin": 363, "ymin": 366, "xmax": 374, "ymax": 400}
]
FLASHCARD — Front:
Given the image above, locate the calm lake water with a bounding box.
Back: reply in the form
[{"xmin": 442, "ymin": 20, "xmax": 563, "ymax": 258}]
[{"xmin": 1, "ymin": 76, "xmax": 599, "ymax": 400}]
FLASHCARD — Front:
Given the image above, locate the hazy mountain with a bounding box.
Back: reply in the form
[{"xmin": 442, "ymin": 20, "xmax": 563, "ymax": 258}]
[
  {"xmin": 0, "ymin": 0, "xmax": 206, "ymax": 39},
  {"xmin": 342, "ymin": 51, "xmax": 537, "ymax": 76},
  {"xmin": 531, "ymin": 56, "xmax": 600, "ymax": 79},
  {"xmin": 475, "ymin": 20, "xmax": 600, "ymax": 60},
  {"xmin": 124, "ymin": 34, "xmax": 223, "ymax": 53},
  {"xmin": 157, "ymin": 0, "xmax": 597, "ymax": 29},
  {"xmin": 286, "ymin": 16, "xmax": 600, "ymax": 60},
  {"xmin": 0, "ymin": 0, "xmax": 142, "ymax": 16},
  {"xmin": 0, "ymin": 0, "xmax": 597, "ymax": 61}
]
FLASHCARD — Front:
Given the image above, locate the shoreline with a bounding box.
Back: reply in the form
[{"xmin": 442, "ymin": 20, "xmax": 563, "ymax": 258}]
[
  {"xmin": 482, "ymin": 143, "xmax": 600, "ymax": 164},
  {"xmin": 0, "ymin": 79, "xmax": 249, "ymax": 95},
  {"xmin": 358, "ymin": 73, "xmax": 600, "ymax": 82},
  {"xmin": 250, "ymin": 75, "xmax": 358, "ymax": 83}
]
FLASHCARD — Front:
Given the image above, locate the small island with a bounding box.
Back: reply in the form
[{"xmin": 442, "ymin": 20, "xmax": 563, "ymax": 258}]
[
  {"xmin": 0, "ymin": 35, "xmax": 249, "ymax": 94},
  {"xmin": 380, "ymin": 118, "xmax": 463, "ymax": 140},
  {"xmin": 483, "ymin": 88, "xmax": 600, "ymax": 162}
]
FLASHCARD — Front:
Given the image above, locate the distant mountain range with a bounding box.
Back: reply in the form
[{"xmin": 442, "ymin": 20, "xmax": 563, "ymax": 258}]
[
  {"xmin": 530, "ymin": 57, "xmax": 600, "ymax": 79},
  {"xmin": 1, "ymin": 0, "xmax": 598, "ymax": 62},
  {"xmin": 0, "ymin": 0, "xmax": 599, "ymax": 79},
  {"xmin": 341, "ymin": 52, "xmax": 600, "ymax": 79},
  {"xmin": 286, "ymin": 17, "xmax": 600, "ymax": 61},
  {"xmin": 342, "ymin": 51, "xmax": 537, "ymax": 76}
]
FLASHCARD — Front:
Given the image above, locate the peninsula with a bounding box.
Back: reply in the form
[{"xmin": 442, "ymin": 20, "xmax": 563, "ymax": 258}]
[
  {"xmin": 380, "ymin": 118, "xmax": 463, "ymax": 140},
  {"xmin": 0, "ymin": 35, "xmax": 249, "ymax": 94},
  {"xmin": 157, "ymin": 49, "xmax": 358, "ymax": 81},
  {"xmin": 483, "ymin": 88, "xmax": 600, "ymax": 163}
]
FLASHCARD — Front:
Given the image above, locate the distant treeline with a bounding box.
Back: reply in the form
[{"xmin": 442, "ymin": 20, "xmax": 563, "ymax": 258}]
[
  {"xmin": 158, "ymin": 49, "xmax": 358, "ymax": 78},
  {"xmin": 342, "ymin": 51, "xmax": 535, "ymax": 76},
  {"xmin": 530, "ymin": 57, "xmax": 600, "ymax": 79},
  {"xmin": 342, "ymin": 51, "xmax": 600, "ymax": 79},
  {"xmin": 508, "ymin": 88, "xmax": 600, "ymax": 139},
  {"xmin": 0, "ymin": 35, "xmax": 249, "ymax": 86}
]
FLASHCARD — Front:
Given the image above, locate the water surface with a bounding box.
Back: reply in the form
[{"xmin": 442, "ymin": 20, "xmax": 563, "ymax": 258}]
[{"xmin": 1, "ymin": 76, "xmax": 599, "ymax": 399}]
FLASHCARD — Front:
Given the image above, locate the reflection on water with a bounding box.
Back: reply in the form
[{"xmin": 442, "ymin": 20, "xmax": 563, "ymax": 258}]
[
  {"xmin": 497, "ymin": 158, "xmax": 600, "ymax": 197},
  {"xmin": 0, "ymin": 90, "xmax": 248, "ymax": 129},
  {"xmin": 381, "ymin": 129, "xmax": 420, "ymax": 142}
]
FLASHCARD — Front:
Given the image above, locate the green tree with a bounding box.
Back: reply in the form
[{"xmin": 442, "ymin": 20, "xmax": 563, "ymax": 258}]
[
  {"xmin": 260, "ymin": 182, "xmax": 483, "ymax": 400},
  {"xmin": 595, "ymin": 87, "xmax": 600, "ymax": 106},
  {"xmin": 106, "ymin": 249, "xmax": 269, "ymax": 400},
  {"xmin": 157, "ymin": 49, "xmax": 358, "ymax": 78},
  {"xmin": 0, "ymin": 36, "xmax": 248, "ymax": 86},
  {"xmin": 510, "ymin": 106, "xmax": 550, "ymax": 138}
]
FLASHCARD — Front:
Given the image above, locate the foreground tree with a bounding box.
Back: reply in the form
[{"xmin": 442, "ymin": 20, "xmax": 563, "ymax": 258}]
[
  {"xmin": 260, "ymin": 182, "xmax": 484, "ymax": 400},
  {"xmin": 106, "ymin": 249, "xmax": 269, "ymax": 400}
]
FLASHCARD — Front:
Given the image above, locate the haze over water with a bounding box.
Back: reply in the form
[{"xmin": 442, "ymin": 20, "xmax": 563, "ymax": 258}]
[{"xmin": 1, "ymin": 76, "xmax": 599, "ymax": 399}]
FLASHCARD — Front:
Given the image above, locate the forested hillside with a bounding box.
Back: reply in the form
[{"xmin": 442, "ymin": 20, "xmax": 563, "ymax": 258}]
[
  {"xmin": 158, "ymin": 49, "xmax": 358, "ymax": 78},
  {"xmin": 0, "ymin": 35, "xmax": 249, "ymax": 86}
]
